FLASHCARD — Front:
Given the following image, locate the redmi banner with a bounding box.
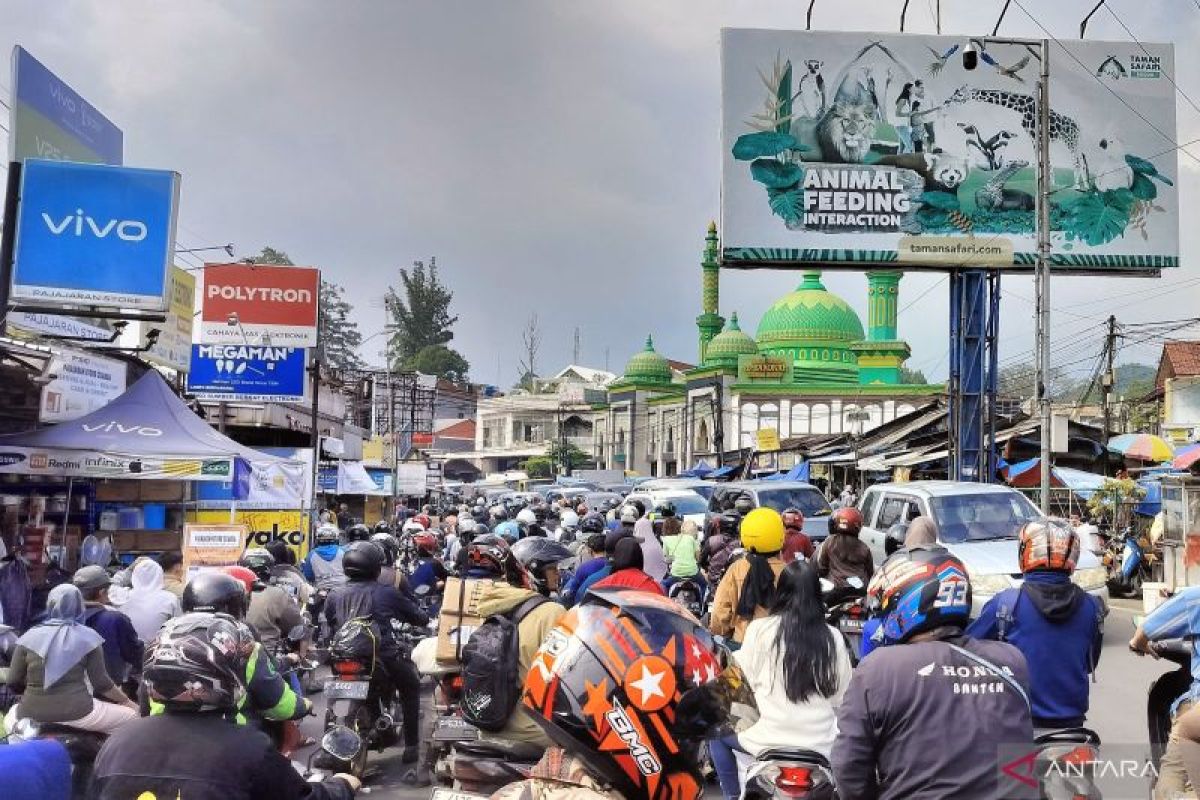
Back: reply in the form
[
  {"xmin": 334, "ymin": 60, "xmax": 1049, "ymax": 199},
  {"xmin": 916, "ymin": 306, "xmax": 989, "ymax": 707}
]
[{"xmin": 199, "ymin": 263, "xmax": 320, "ymax": 347}]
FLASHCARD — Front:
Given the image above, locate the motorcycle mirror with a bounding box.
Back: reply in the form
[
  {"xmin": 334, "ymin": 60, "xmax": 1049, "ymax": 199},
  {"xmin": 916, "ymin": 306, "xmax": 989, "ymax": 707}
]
[
  {"xmin": 819, "ymin": 577, "xmax": 836, "ymax": 595},
  {"xmin": 846, "ymin": 576, "xmax": 864, "ymax": 590},
  {"xmin": 321, "ymin": 725, "xmax": 363, "ymax": 762}
]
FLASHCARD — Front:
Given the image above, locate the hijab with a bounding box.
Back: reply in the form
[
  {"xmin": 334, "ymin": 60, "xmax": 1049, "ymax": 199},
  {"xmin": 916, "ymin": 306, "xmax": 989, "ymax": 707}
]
[
  {"xmin": 634, "ymin": 518, "xmax": 668, "ymax": 582},
  {"xmin": 610, "ymin": 537, "xmax": 645, "ymax": 572},
  {"xmin": 904, "ymin": 517, "xmax": 939, "ymax": 549},
  {"xmin": 129, "ymin": 558, "xmax": 165, "ymax": 594},
  {"xmin": 16, "ymin": 584, "xmax": 103, "ymax": 688}
]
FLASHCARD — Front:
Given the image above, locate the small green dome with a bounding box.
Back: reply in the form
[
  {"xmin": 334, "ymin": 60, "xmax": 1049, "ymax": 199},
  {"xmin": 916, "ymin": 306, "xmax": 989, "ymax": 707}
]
[
  {"xmin": 755, "ymin": 271, "xmax": 864, "ymax": 385},
  {"xmin": 622, "ymin": 335, "xmax": 672, "ymax": 384},
  {"xmin": 705, "ymin": 312, "xmax": 758, "ymax": 366}
]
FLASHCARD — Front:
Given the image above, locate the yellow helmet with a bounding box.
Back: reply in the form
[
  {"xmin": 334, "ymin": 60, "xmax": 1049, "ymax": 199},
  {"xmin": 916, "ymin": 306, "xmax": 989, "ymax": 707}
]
[{"xmin": 739, "ymin": 507, "xmax": 785, "ymax": 554}]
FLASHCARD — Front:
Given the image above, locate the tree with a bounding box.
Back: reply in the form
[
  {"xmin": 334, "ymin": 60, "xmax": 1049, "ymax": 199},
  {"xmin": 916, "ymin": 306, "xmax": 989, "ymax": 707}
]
[
  {"xmin": 522, "ymin": 456, "xmax": 554, "ymax": 479},
  {"xmin": 386, "ymin": 257, "xmax": 464, "ymax": 367},
  {"xmin": 899, "ymin": 367, "xmax": 928, "ymax": 385},
  {"xmin": 408, "ymin": 344, "xmax": 469, "ymax": 383},
  {"xmin": 1087, "ymin": 477, "xmax": 1146, "ymax": 530},
  {"xmin": 249, "ymin": 247, "xmax": 363, "ymax": 371},
  {"xmin": 548, "ymin": 440, "xmax": 590, "ymax": 473},
  {"xmin": 517, "ymin": 313, "xmax": 542, "ymax": 390}
]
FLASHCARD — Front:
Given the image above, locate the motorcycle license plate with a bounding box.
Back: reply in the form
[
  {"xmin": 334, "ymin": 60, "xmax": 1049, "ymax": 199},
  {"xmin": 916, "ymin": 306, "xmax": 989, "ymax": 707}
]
[
  {"xmin": 431, "ymin": 790, "xmax": 488, "ymax": 800},
  {"xmin": 323, "ymin": 679, "xmax": 370, "ymax": 700},
  {"xmin": 433, "ymin": 716, "xmax": 480, "ymax": 742},
  {"xmin": 839, "ymin": 617, "xmax": 865, "ymax": 633}
]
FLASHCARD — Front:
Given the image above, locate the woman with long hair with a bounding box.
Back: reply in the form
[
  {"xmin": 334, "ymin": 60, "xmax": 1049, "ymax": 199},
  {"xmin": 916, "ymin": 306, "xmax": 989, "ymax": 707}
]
[{"xmin": 708, "ymin": 560, "xmax": 852, "ymax": 800}]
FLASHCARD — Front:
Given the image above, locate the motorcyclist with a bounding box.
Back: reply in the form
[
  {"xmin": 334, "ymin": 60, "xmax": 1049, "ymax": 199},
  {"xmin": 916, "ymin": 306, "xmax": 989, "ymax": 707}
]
[
  {"xmin": 324, "ymin": 541, "xmax": 429, "ymax": 762},
  {"xmin": 90, "ymin": 612, "xmax": 358, "ymax": 799},
  {"xmin": 73, "ymin": 565, "xmax": 143, "ymax": 691},
  {"xmin": 590, "ymin": 537, "xmax": 664, "ymax": 595},
  {"xmin": 178, "ymin": 571, "xmax": 311, "ymax": 725},
  {"xmin": 510, "ymin": 537, "xmax": 574, "ymax": 598},
  {"xmin": 560, "ymin": 532, "xmax": 607, "ymax": 607},
  {"xmin": 263, "ymin": 540, "xmax": 310, "ymax": 606},
  {"xmin": 657, "ymin": 501, "xmax": 682, "ymax": 538},
  {"xmin": 701, "ymin": 510, "xmax": 741, "ymax": 586},
  {"xmin": 370, "ymin": 531, "xmax": 402, "ymax": 589},
  {"xmin": 516, "ymin": 508, "xmax": 544, "ymax": 538},
  {"xmin": 780, "ymin": 508, "xmax": 814, "ymax": 563},
  {"xmin": 468, "ymin": 536, "xmax": 566, "ymax": 747},
  {"xmin": 710, "ymin": 508, "xmax": 787, "ymax": 643},
  {"xmin": 409, "ymin": 531, "xmax": 449, "ymax": 613},
  {"xmin": 495, "ymin": 587, "xmax": 727, "ymax": 800},
  {"xmin": 302, "ymin": 524, "xmax": 347, "ymax": 589},
  {"xmin": 816, "ymin": 507, "xmax": 874, "ymax": 600},
  {"xmin": 832, "ymin": 548, "xmax": 1035, "ymax": 800},
  {"xmin": 556, "ymin": 510, "xmax": 580, "ymax": 544},
  {"xmin": 345, "ymin": 523, "xmax": 372, "ymax": 543},
  {"xmin": 240, "ymin": 548, "xmax": 306, "ymax": 655},
  {"xmin": 968, "ymin": 518, "xmax": 1105, "ymax": 730}
]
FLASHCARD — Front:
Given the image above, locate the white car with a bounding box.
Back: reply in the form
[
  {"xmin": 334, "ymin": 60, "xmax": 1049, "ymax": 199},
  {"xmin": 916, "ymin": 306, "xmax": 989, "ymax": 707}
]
[
  {"xmin": 857, "ymin": 481, "xmax": 1108, "ymax": 615},
  {"xmin": 624, "ymin": 489, "xmax": 709, "ymax": 529}
]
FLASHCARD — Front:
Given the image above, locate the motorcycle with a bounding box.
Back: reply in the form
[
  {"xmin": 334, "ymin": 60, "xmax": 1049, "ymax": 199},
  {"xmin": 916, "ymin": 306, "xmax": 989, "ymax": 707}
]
[
  {"xmin": 1030, "ymin": 728, "xmax": 1102, "ymax": 800},
  {"xmin": 1105, "ymin": 527, "xmax": 1154, "ymax": 598},
  {"xmin": 1146, "ymin": 638, "xmax": 1193, "ymax": 795},
  {"xmin": 742, "ymin": 747, "xmax": 837, "ymax": 800},
  {"xmin": 825, "ymin": 596, "xmax": 866, "ymax": 667},
  {"xmin": 438, "ymin": 737, "xmax": 542, "ymax": 796},
  {"xmin": 301, "ymin": 725, "xmax": 372, "ymax": 794},
  {"xmin": 5, "ymin": 716, "xmax": 105, "ymax": 799},
  {"xmin": 667, "ymin": 578, "xmax": 706, "ymax": 619}
]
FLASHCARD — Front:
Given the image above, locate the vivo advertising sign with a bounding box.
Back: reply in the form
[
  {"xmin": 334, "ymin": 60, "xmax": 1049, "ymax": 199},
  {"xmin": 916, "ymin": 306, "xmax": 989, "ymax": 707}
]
[{"xmin": 12, "ymin": 159, "xmax": 180, "ymax": 310}]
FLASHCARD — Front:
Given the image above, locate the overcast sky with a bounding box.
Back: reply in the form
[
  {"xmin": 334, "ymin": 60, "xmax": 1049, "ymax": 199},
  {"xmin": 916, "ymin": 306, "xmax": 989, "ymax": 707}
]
[{"xmin": 2, "ymin": 0, "xmax": 1197, "ymax": 389}]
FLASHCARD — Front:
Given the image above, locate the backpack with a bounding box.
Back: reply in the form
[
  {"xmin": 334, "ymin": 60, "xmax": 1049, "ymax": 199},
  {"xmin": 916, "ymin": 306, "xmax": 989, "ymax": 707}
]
[
  {"xmin": 330, "ymin": 617, "xmax": 379, "ymax": 674},
  {"xmin": 460, "ymin": 595, "xmax": 548, "ymax": 732}
]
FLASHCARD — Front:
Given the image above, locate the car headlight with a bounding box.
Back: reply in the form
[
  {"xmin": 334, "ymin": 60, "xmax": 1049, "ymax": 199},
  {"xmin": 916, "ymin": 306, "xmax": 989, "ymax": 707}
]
[
  {"xmin": 1072, "ymin": 567, "xmax": 1108, "ymax": 591},
  {"xmin": 970, "ymin": 572, "xmax": 1014, "ymax": 596}
]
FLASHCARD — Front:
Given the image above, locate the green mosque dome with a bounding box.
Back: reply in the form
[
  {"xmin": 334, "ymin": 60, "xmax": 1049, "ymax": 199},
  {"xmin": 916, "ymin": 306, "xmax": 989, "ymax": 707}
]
[
  {"xmin": 704, "ymin": 312, "xmax": 758, "ymax": 367},
  {"xmin": 755, "ymin": 271, "xmax": 864, "ymax": 385},
  {"xmin": 622, "ymin": 335, "xmax": 673, "ymax": 384}
]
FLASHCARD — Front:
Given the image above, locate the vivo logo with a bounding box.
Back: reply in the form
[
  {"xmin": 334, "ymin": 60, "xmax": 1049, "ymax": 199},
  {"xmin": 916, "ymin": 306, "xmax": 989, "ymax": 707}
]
[
  {"xmin": 81, "ymin": 422, "xmax": 163, "ymax": 437},
  {"xmin": 42, "ymin": 209, "xmax": 147, "ymax": 242}
]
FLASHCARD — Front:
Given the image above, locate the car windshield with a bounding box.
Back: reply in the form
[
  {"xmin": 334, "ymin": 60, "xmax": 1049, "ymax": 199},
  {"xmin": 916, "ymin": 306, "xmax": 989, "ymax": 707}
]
[
  {"xmin": 688, "ymin": 485, "xmax": 715, "ymax": 500},
  {"xmin": 930, "ymin": 492, "xmax": 1041, "ymax": 543},
  {"xmin": 658, "ymin": 494, "xmax": 707, "ymax": 515},
  {"xmin": 754, "ymin": 488, "xmax": 832, "ymax": 517}
]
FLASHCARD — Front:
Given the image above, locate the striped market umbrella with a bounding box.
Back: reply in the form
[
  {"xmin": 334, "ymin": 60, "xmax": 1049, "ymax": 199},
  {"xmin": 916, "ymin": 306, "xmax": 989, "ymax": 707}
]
[
  {"xmin": 1107, "ymin": 433, "xmax": 1174, "ymax": 463},
  {"xmin": 1173, "ymin": 443, "xmax": 1200, "ymax": 471}
]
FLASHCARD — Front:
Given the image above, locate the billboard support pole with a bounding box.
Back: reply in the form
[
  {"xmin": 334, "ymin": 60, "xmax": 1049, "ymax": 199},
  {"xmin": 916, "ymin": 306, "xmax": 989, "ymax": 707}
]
[
  {"xmin": 0, "ymin": 162, "xmax": 22, "ymax": 327},
  {"xmin": 1035, "ymin": 38, "xmax": 1053, "ymax": 513}
]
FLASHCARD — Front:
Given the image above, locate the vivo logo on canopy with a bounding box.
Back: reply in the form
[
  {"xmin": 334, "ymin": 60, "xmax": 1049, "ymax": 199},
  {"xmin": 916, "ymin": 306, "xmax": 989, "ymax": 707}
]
[
  {"xmin": 42, "ymin": 209, "xmax": 147, "ymax": 242},
  {"xmin": 81, "ymin": 421, "xmax": 163, "ymax": 437}
]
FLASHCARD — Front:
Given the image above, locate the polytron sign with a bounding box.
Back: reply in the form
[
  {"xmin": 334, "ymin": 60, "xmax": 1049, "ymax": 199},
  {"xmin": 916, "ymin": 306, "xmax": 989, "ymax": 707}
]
[{"xmin": 199, "ymin": 263, "xmax": 320, "ymax": 347}]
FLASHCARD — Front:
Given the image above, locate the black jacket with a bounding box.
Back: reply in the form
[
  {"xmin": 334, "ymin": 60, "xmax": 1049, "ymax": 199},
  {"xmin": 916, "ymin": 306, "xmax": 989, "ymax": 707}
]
[
  {"xmin": 325, "ymin": 579, "xmax": 428, "ymax": 656},
  {"xmin": 833, "ymin": 635, "xmax": 1035, "ymax": 800},
  {"xmin": 89, "ymin": 712, "xmax": 354, "ymax": 800}
]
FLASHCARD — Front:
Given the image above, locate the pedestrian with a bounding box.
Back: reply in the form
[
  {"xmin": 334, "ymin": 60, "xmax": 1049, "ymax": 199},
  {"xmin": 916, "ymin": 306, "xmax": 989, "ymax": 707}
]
[{"xmin": 157, "ymin": 551, "xmax": 186, "ymax": 600}]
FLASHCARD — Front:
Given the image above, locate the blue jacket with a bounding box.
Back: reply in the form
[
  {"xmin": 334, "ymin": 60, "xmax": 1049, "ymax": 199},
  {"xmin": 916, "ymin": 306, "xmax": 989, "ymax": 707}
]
[
  {"xmin": 967, "ymin": 571, "xmax": 1103, "ymax": 727},
  {"xmin": 574, "ymin": 564, "xmax": 612, "ymax": 603},
  {"xmin": 82, "ymin": 604, "xmax": 143, "ymax": 684},
  {"xmin": 562, "ymin": 557, "xmax": 606, "ymax": 606},
  {"xmin": 0, "ymin": 739, "xmax": 71, "ymax": 800},
  {"xmin": 301, "ymin": 544, "xmax": 343, "ymax": 581}
]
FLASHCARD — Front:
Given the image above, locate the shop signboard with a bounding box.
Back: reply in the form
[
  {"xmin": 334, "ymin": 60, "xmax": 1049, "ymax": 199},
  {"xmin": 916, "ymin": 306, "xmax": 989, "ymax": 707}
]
[
  {"xmin": 142, "ymin": 267, "xmax": 196, "ymax": 372},
  {"xmin": 194, "ymin": 447, "xmax": 311, "ymax": 510},
  {"xmin": 187, "ymin": 510, "xmax": 310, "ymax": 563},
  {"xmin": 12, "ymin": 160, "xmax": 179, "ymax": 309},
  {"xmin": 7, "ymin": 311, "xmax": 110, "ymax": 341},
  {"xmin": 187, "ymin": 344, "xmax": 307, "ymax": 402},
  {"xmin": 396, "ymin": 463, "xmax": 428, "ymax": 496},
  {"xmin": 0, "ymin": 448, "xmax": 235, "ymax": 480},
  {"xmin": 756, "ymin": 427, "xmax": 781, "ymax": 453},
  {"xmin": 737, "ymin": 353, "xmax": 793, "ymax": 383},
  {"xmin": 721, "ymin": 29, "xmax": 1178, "ymax": 273},
  {"xmin": 39, "ymin": 348, "xmax": 128, "ymax": 423},
  {"xmin": 199, "ymin": 263, "xmax": 320, "ymax": 347},
  {"xmin": 181, "ymin": 523, "xmax": 247, "ymax": 579},
  {"xmin": 9, "ymin": 46, "xmax": 124, "ymax": 165}
]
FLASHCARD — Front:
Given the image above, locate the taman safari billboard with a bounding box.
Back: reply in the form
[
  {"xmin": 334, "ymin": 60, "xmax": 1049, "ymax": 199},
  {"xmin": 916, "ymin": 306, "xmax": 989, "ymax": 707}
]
[{"xmin": 720, "ymin": 29, "xmax": 1178, "ymax": 272}]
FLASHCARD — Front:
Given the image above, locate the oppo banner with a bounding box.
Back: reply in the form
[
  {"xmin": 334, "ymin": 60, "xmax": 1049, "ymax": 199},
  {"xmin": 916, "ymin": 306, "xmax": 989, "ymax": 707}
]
[{"xmin": 199, "ymin": 264, "xmax": 320, "ymax": 347}]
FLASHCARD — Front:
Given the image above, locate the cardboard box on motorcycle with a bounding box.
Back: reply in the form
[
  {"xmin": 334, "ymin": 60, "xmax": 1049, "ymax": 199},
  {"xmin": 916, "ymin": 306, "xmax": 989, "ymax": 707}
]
[{"xmin": 436, "ymin": 577, "xmax": 487, "ymax": 662}]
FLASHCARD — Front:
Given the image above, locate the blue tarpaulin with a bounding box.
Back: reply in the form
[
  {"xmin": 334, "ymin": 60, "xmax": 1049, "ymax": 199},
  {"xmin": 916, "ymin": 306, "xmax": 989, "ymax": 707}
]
[
  {"xmin": 709, "ymin": 465, "xmax": 738, "ymax": 479},
  {"xmin": 762, "ymin": 462, "xmax": 811, "ymax": 482},
  {"xmin": 1135, "ymin": 480, "xmax": 1162, "ymax": 517},
  {"xmin": 680, "ymin": 460, "xmax": 714, "ymax": 478}
]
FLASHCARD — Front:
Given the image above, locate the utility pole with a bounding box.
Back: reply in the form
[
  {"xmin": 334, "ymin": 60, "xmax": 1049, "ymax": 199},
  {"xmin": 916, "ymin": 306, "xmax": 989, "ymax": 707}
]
[
  {"xmin": 713, "ymin": 383, "xmax": 725, "ymax": 467},
  {"xmin": 1102, "ymin": 314, "xmax": 1117, "ymax": 447},
  {"xmin": 1035, "ymin": 38, "xmax": 1053, "ymax": 513},
  {"xmin": 308, "ymin": 354, "xmax": 322, "ymax": 525},
  {"xmin": 573, "ymin": 327, "xmax": 580, "ymax": 364}
]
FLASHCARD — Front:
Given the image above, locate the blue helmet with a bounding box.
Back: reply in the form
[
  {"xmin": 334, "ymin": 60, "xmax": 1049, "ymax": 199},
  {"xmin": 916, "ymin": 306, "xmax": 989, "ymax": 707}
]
[
  {"xmin": 868, "ymin": 548, "xmax": 972, "ymax": 644},
  {"xmin": 495, "ymin": 520, "xmax": 521, "ymax": 542}
]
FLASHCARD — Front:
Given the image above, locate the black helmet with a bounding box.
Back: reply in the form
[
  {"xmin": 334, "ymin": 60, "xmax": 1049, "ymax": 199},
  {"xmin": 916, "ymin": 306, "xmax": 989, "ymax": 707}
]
[
  {"xmin": 372, "ymin": 520, "xmax": 393, "ymax": 534},
  {"xmin": 521, "ymin": 589, "xmax": 726, "ymax": 800},
  {"xmin": 343, "ymin": 540, "xmax": 385, "ymax": 581},
  {"xmin": 510, "ymin": 537, "xmax": 573, "ymax": 595},
  {"xmin": 733, "ymin": 495, "xmax": 755, "ymax": 516},
  {"xmin": 239, "ymin": 547, "xmax": 276, "ymax": 581},
  {"xmin": 346, "ymin": 523, "xmax": 372, "ymax": 543},
  {"xmin": 370, "ymin": 532, "xmax": 400, "ymax": 564},
  {"xmin": 657, "ymin": 501, "xmax": 677, "ymax": 518},
  {"xmin": 580, "ymin": 513, "xmax": 606, "ymax": 534},
  {"xmin": 144, "ymin": 612, "xmax": 254, "ymax": 711},
  {"xmin": 718, "ymin": 510, "xmax": 740, "ymax": 537},
  {"xmin": 183, "ymin": 571, "xmax": 248, "ymax": 619},
  {"xmin": 628, "ymin": 498, "xmax": 647, "ymax": 518}
]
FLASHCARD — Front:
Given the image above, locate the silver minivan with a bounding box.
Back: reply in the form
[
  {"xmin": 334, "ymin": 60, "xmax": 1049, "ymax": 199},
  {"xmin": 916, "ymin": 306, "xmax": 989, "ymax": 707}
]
[{"xmin": 857, "ymin": 481, "xmax": 1108, "ymax": 613}]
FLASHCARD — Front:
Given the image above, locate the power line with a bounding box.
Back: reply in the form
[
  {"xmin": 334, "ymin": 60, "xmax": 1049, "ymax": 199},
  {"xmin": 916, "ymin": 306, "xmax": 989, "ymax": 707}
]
[{"xmin": 1104, "ymin": 3, "xmax": 1200, "ymax": 121}]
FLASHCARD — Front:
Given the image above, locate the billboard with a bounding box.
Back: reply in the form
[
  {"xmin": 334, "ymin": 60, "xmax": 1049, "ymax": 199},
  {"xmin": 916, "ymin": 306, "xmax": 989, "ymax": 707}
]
[
  {"xmin": 142, "ymin": 267, "xmax": 196, "ymax": 372},
  {"xmin": 721, "ymin": 30, "xmax": 1178, "ymax": 272},
  {"xmin": 12, "ymin": 160, "xmax": 179, "ymax": 309},
  {"xmin": 39, "ymin": 348, "xmax": 128, "ymax": 423},
  {"xmin": 9, "ymin": 46, "xmax": 123, "ymax": 165},
  {"xmin": 187, "ymin": 344, "xmax": 307, "ymax": 402},
  {"xmin": 187, "ymin": 510, "xmax": 311, "ymax": 563},
  {"xmin": 199, "ymin": 263, "xmax": 320, "ymax": 347}
]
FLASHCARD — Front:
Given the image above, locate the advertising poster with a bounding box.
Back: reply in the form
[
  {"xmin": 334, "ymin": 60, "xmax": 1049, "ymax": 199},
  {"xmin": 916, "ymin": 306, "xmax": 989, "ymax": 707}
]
[
  {"xmin": 721, "ymin": 30, "xmax": 1179, "ymax": 272},
  {"xmin": 143, "ymin": 267, "xmax": 196, "ymax": 373},
  {"xmin": 39, "ymin": 348, "xmax": 128, "ymax": 423},
  {"xmin": 181, "ymin": 523, "xmax": 248, "ymax": 578},
  {"xmin": 195, "ymin": 447, "xmax": 312, "ymax": 510},
  {"xmin": 187, "ymin": 344, "xmax": 307, "ymax": 402},
  {"xmin": 12, "ymin": 160, "xmax": 179, "ymax": 309},
  {"xmin": 187, "ymin": 510, "xmax": 310, "ymax": 563},
  {"xmin": 0, "ymin": 448, "xmax": 235, "ymax": 481},
  {"xmin": 199, "ymin": 264, "xmax": 320, "ymax": 347}
]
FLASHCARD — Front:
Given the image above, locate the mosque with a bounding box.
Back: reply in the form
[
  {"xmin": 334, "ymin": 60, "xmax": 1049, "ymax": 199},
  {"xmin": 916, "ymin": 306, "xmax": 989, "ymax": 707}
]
[{"xmin": 592, "ymin": 224, "xmax": 942, "ymax": 477}]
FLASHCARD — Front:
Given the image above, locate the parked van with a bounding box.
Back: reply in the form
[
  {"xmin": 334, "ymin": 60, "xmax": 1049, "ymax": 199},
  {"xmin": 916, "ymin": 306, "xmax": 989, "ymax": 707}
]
[
  {"xmin": 705, "ymin": 481, "xmax": 832, "ymax": 542},
  {"xmin": 857, "ymin": 481, "xmax": 1108, "ymax": 613}
]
